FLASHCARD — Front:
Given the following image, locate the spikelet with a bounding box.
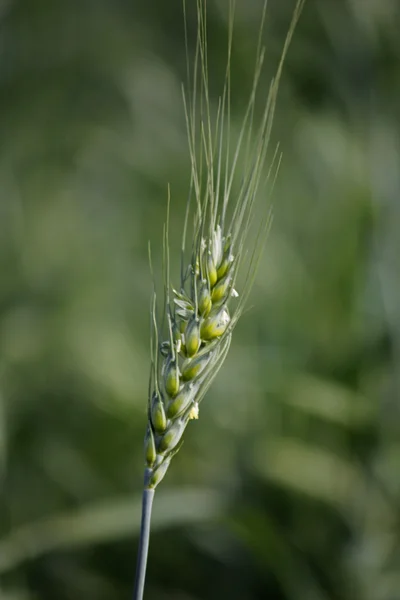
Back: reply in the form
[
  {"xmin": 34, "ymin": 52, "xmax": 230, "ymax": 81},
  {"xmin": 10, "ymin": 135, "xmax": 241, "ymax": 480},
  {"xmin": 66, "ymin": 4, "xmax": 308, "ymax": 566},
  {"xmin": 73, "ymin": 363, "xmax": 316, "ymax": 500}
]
[{"xmin": 142, "ymin": 0, "xmax": 305, "ymax": 490}]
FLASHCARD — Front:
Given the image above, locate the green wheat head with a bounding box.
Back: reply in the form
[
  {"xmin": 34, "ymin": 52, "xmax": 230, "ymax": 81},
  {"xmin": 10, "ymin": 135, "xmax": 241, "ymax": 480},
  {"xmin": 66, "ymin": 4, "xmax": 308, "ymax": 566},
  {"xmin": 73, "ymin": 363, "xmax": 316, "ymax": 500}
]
[{"xmin": 143, "ymin": 0, "xmax": 305, "ymax": 490}]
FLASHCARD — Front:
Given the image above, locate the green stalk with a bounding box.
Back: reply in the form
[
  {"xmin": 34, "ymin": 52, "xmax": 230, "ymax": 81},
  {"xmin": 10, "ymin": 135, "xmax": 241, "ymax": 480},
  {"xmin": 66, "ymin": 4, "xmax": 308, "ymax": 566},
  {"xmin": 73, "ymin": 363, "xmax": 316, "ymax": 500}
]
[{"xmin": 132, "ymin": 483, "xmax": 155, "ymax": 600}]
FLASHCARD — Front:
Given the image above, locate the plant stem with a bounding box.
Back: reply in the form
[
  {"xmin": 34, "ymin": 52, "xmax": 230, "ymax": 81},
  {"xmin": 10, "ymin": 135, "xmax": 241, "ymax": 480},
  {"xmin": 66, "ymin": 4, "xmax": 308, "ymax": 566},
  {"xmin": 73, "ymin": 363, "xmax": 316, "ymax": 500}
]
[{"xmin": 133, "ymin": 487, "xmax": 155, "ymax": 600}]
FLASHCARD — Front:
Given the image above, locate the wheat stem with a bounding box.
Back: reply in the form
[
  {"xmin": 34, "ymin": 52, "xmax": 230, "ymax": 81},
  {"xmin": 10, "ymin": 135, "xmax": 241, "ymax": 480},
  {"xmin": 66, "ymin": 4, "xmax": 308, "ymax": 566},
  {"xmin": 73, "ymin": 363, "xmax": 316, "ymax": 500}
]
[{"xmin": 132, "ymin": 485, "xmax": 155, "ymax": 600}]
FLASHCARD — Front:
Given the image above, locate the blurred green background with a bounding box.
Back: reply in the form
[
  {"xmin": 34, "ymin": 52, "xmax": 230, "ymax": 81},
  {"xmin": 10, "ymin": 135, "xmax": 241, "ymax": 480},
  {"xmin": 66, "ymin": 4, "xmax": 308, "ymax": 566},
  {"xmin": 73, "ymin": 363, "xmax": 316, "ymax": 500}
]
[{"xmin": 1, "ymin": 0, "xmax": 399, "ymax": 598}]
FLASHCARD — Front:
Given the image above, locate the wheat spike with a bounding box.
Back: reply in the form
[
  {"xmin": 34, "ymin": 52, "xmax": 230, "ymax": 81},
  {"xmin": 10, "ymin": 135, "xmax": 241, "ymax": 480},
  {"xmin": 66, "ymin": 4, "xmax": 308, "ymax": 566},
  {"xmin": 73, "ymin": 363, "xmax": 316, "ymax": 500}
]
[{"xmin": 142, "ymin": 0, "xmax": 305, "ymax": 491}]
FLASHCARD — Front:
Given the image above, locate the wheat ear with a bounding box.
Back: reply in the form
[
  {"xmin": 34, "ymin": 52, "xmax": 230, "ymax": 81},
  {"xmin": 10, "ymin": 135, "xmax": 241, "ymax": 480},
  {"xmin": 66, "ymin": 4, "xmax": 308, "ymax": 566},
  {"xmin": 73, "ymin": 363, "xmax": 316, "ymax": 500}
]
[{"xmin": 133, "ymin": 1, "xmax": 305, "ymax": 598}]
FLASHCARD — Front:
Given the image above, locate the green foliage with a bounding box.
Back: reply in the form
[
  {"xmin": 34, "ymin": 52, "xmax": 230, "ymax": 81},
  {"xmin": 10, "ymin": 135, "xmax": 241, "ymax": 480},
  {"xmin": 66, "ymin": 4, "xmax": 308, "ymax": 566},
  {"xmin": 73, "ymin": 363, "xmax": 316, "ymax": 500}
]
[{"xmin": 1, "ymin": 0, "xmax": 399, "ymax": 598}]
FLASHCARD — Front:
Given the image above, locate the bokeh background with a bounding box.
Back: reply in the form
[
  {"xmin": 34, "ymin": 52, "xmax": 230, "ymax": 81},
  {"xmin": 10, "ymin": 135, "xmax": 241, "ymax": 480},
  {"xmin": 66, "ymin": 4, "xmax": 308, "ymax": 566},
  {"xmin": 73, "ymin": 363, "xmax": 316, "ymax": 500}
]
[{"xmin": 1, "ymin": 0, "xmax": 399, "ymax": 598}]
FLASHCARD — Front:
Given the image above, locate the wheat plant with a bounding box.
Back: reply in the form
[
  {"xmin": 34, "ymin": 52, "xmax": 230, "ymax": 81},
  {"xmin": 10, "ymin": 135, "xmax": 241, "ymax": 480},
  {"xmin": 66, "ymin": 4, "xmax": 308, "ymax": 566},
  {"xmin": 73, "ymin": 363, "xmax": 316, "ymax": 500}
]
[{"xmin": 133, "ymin": 1, "xmax": 305, "ymax": 598}]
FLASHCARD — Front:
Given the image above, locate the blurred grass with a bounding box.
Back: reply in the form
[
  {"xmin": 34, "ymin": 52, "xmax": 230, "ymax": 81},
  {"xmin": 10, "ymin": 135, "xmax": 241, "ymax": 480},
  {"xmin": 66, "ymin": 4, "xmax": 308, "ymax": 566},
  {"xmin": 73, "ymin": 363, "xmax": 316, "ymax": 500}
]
[
  {"xmin": 0, "ymin": 488, "xmax": 226, "ymax": 573},
  {"xmin": 1, "ymin": 0, "xmax": 400, "ymax": 598}
]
